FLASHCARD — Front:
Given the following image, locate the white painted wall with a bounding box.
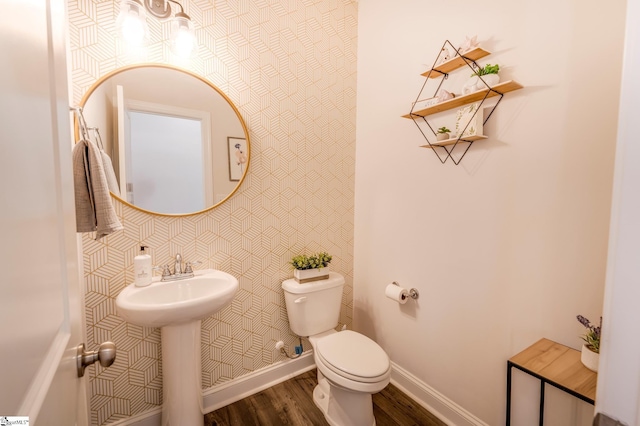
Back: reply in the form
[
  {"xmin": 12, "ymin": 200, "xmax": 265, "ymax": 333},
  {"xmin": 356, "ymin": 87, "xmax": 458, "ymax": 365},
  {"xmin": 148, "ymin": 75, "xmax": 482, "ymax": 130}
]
[{"xmin": 354, "ymin": 1, "xmax": 626, "ymax": 425}]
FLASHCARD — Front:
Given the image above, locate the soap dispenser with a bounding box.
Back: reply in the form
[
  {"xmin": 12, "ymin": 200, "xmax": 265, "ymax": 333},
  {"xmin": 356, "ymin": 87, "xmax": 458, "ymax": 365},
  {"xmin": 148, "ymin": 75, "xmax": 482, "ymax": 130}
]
[{"xmin": 134, "ymin": 245, "xmax": 152, "ymax": 287}]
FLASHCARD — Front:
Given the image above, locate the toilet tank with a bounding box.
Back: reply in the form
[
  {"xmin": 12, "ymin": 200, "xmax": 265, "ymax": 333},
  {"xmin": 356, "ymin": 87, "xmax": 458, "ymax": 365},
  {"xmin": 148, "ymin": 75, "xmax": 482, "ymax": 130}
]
[{"xmin": 282, "ymin": 272, "xmax": 345, "ymax": 337}]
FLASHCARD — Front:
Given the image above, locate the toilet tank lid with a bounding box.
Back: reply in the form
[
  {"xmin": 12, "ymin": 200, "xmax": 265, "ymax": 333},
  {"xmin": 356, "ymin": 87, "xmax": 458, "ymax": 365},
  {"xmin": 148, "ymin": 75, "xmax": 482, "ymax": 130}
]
[{"xmin": 282, "ymin": 272, "xmax": 345, "ymax": 294}]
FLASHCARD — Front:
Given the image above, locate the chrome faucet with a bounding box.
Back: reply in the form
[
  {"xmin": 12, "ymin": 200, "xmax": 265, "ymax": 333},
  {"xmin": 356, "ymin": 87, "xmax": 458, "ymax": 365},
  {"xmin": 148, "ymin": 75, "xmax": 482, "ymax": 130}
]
[{"xmin": 155, "ymin": 253, "xmax": 202, "ymax": 282}]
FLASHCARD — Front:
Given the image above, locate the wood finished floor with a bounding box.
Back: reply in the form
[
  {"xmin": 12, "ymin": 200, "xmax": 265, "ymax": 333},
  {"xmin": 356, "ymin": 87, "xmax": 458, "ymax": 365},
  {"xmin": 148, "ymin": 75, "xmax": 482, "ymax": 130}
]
[{"xmin": 205, "ymin": 369, "xmax": 446, "ymax": 426}]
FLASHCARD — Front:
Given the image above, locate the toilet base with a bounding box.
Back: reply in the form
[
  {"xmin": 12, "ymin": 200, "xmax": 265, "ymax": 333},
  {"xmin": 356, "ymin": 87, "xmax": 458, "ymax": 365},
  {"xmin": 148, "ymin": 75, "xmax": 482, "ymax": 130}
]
[{"xmin": 313, "ymin": 376, "xmax": 376, "ymax": 426}]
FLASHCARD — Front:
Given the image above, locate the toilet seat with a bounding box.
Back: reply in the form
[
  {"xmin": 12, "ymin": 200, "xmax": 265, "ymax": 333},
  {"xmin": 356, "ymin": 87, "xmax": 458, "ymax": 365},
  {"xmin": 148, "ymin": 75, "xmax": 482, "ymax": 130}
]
[{"xmin": 316, "ymin": 330, "xmax": 390, "ymax": 383}]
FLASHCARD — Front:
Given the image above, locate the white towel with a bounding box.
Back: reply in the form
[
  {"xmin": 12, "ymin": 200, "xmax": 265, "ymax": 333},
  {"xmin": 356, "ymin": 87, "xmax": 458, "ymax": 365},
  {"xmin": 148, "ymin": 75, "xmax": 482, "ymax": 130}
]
[
  {"xmin": 99, "ymin": 149, "xmax": 121, "ymax": 197},
  {"xmin": 72, "ymin": 139, "xmax": 123, "ymax": 240}
]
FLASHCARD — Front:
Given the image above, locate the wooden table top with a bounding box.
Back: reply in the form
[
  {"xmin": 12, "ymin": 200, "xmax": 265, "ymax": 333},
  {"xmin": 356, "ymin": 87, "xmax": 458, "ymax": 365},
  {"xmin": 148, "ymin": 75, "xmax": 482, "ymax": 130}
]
[{"xmin": 509, "ymin": 338, "xmax": 597, "ymax": 402}]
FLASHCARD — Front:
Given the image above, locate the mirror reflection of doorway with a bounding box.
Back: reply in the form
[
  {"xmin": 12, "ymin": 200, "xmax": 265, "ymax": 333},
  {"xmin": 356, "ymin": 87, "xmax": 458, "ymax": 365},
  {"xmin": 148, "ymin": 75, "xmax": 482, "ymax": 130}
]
[
  {"xmin": 127, "ymin": 111, "xmax": 207, "ymax": 213},
  {"xmin": 116, "ymin": 86, "xmax": 212, "ymax": 214}
]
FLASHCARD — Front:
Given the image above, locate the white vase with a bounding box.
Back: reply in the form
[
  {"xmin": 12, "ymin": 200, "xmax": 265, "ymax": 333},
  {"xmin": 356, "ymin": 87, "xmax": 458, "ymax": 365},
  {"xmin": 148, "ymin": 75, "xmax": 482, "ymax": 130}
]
[
  {"xmin": 293, "ymin": 266, "xmax": 330, "ymax": 283},
  {"xmin": 580, "ymin": 344, "xmax": 599, "ymax": 372},
  {"xmin": 436, "ymin": 133, "xmax": 450, "ymax": 141},
  {"xmin": 476, "ymin": 73, "xmax": 500, "ymax": 89},
  {"xmin": 462, "ymin": 76, "xmax": 480, "ymax": 95}
]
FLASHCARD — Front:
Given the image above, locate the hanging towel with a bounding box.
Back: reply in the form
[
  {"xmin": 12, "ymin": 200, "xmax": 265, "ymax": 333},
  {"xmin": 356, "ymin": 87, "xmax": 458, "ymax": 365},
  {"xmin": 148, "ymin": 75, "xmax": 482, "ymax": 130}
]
[
  {"xmin": 72, "ymin": 139, "xmax": 123, "ymax": 240},
  {"xmin": 99, "ymin": 149, "xmax": 121, "ymax": 197}
]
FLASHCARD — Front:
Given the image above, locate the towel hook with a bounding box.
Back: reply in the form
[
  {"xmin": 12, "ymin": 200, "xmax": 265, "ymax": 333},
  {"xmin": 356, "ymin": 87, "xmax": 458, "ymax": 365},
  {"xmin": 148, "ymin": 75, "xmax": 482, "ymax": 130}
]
[{"xmin": 70, "ymin": 106, "xmax": 90, "ymax": 141}]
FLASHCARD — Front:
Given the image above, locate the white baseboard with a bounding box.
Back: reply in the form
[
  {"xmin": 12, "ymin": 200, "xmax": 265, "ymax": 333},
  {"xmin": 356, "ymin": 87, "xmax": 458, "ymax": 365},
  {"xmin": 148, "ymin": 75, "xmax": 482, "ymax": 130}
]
[
  {"xmin": 106, "ymin": 352, "xmax": 315, "ymax": 426},
  {"xmin": 104, "ymin": 407, "xmax": 161, "ymax": 426},
  {"xmin": 390, "ymin": 362, "xmax": 489, "ymax": 426},
  {"xmin": 202, "ymin": 352, "xmax": 315, "ymax": 412}
]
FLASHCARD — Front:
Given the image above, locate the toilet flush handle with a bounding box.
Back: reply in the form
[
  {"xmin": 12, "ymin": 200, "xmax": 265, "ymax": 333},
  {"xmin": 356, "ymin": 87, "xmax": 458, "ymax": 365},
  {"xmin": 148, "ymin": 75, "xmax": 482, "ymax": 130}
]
[{"xmin": 294, "ymin": 296, "xmax": 307, "ymax": 304}]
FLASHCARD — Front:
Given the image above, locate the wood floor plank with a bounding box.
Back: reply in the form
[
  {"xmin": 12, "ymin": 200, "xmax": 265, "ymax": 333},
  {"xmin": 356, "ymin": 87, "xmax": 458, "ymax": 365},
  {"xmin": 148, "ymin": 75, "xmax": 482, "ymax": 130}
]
[
  {"xmin": 205, "ymin": 369, "xmax": 445, "ymax": 426},
  {"xmin": 373, "ymin": 384, "xmax": 446, "ymax": 426}
]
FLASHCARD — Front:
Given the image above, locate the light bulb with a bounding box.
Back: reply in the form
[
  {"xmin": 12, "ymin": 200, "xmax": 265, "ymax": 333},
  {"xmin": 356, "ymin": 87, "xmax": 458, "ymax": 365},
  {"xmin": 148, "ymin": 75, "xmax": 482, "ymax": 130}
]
[
  {"xmin": 170, "ymin": 13, "xmax": 196, "ymax": 58},
  {"xmin": 121, "ymin": 14, "xmax": 145, "ymax": 45},
  {"xmin": 116, "ymin": 0, "xmax": 148, "ymax": 47}
]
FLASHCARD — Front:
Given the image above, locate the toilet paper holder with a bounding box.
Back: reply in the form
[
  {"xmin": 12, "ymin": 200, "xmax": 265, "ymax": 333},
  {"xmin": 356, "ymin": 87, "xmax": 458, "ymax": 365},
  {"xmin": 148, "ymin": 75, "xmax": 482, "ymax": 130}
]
[{"xmin": 392, "ymin": 281, "xmax": 419, "ymax": 300}]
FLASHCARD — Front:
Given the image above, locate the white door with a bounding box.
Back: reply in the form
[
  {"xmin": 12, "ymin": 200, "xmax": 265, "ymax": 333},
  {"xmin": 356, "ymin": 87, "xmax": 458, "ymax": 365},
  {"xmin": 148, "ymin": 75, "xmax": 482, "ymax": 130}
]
[
  {"xmin": 595, "ymin": 1, "xmax": 640, "ymax": 424},
  {"xmin": 0, "ymin": 1, "xmax": 85, "ymax": 425}
]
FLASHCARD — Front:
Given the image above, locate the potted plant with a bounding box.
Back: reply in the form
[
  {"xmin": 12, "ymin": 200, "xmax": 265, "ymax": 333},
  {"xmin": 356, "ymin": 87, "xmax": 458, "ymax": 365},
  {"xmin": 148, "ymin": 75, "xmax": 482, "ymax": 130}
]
[
  {"xmin": 475, "ymin": 63, "xmax": 500, "ymax": 77},
  {"xmin": 576, "ymin": 315, "xmax": 601, "ymax": 372},
  {"xmin": 462, "ymin": 63, "xmax": 500, "ymax": 95},
  {"xmin": 436, "ymin": 126, "xmax": 451, "ymax": 141},
  {"xmin": 291, "ymin": 252, "xmax": 332, "ymax": 283}
]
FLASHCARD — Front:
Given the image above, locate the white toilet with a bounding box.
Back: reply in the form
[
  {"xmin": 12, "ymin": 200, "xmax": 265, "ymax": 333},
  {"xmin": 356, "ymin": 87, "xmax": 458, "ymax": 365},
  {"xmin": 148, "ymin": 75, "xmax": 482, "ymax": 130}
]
[{"xmin": 282, "ymin": 272, "xmax": 390, "ymax": 426}]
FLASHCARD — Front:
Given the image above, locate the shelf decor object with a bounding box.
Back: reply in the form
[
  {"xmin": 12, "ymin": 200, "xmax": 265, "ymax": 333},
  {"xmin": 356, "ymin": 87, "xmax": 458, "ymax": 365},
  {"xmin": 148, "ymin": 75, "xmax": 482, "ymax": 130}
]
[
  {"xmin": 455, "ymin": 103, "xmax": 483, "ymax": 138},
  {"xmin": 403, "ymin": 39, "xmax": 523, "ymax": 165}
]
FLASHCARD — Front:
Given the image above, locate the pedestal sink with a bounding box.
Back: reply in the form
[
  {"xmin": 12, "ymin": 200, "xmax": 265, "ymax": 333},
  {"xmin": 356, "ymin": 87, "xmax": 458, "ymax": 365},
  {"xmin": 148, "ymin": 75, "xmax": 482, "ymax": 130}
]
[{"xmin": 116, "ymin": 269, "xmax": 238, "ymax": 426}]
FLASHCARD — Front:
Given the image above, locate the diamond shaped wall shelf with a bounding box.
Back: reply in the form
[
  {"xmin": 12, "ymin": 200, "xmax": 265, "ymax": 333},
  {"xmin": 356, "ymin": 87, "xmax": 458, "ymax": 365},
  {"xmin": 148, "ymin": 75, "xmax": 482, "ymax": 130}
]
[{"xmin": 403, "ymin": 40, "xmax": 523, "ymax": 165}]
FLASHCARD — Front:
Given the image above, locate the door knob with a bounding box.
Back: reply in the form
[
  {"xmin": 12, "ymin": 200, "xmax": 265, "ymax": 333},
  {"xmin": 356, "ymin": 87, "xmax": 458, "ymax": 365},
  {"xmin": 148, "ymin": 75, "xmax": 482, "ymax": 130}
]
[{"xmin": 76, "ymin": 342, "xmax": 116, "ymax": 377}]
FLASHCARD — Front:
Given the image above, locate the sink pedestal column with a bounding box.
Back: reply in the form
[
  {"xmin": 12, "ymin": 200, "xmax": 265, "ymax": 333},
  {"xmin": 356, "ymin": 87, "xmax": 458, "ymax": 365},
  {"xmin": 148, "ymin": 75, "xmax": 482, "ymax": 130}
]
[{"xmin": 161, "ymin": 320, "xmax": 204, "ymax": 426}]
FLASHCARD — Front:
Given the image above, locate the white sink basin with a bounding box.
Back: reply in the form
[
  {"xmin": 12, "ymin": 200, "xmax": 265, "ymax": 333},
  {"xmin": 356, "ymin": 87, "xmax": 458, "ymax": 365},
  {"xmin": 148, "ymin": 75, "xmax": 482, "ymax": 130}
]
[{"xmin": 116, "ymin": 269, "xmax": 238, "ymax": 328}]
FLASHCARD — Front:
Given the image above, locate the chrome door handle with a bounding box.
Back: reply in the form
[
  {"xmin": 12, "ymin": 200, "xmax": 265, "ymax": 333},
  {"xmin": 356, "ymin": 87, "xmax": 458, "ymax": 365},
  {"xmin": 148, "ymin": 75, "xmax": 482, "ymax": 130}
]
[{"xmin": 76, "ymin": 342, "xmax": 116, "ymax": 377}]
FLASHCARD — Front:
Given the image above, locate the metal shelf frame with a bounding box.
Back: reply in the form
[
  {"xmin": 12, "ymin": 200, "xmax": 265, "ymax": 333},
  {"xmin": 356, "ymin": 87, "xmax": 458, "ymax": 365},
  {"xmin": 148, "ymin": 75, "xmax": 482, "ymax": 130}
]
[{"xmin": 407, "ymin": 39, "xmax": 509, "ymax": 165}]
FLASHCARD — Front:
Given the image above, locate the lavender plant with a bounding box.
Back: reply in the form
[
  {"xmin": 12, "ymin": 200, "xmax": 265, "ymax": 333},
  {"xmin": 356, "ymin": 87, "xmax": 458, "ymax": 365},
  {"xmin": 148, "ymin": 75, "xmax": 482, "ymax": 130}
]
[
  {"xmin": 576, "ymin": 315, "xmax": 601, "ymax": 353},
  {"xmin": 291, "ymin": 252, "xmax": 332, "ymax": 270}
]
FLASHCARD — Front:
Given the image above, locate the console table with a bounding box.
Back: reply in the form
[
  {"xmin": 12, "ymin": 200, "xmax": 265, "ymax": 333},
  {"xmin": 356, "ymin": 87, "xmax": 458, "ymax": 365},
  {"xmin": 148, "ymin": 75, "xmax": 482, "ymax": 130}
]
[{"xmin": 506, "ymin": 338, "xmax": 597, "ymax": 425}]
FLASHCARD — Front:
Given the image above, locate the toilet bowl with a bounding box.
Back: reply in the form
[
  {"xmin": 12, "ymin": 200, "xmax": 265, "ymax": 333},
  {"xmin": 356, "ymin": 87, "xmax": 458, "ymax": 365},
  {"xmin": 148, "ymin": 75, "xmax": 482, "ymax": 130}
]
[
  {"xmin": 282, "ymin": 273, "xmax": 390, "ymax": 426},
  {"xmin": 311, "ymin": 330, "xmax": 390, "ymax": 426}
]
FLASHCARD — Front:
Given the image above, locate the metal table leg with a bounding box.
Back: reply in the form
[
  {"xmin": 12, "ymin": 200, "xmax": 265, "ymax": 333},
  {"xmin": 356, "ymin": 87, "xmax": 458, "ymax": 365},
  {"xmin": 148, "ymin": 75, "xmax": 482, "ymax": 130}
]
[
  {"xmin": 539, "ymin": 380, "xmax": 545, "ymax": 426},
  {"xmin": 506, "ymin": 361, "xmax": 513, "ymax": 426}
]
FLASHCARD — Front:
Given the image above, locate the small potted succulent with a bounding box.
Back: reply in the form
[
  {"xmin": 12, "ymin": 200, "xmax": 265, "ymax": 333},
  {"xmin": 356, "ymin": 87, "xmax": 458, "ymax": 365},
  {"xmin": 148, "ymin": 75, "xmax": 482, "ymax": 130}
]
[
  {"xmin": 436, "ymin": 126, "xmax": 451, "ymax": 141},
  {"xmin": 576, "ymin": 315, "xmax": 601, "ymax": 372},
  {"xmin": 475, "ymin": 63, "xmax": 500, "ymax": 77},
  {"xmin": 291, "ymin": 252, "xmax": 332, "ymax": 283},
  {"xmin": 463, "ymin": 63, "xmax": 500, "ymax": 95}
]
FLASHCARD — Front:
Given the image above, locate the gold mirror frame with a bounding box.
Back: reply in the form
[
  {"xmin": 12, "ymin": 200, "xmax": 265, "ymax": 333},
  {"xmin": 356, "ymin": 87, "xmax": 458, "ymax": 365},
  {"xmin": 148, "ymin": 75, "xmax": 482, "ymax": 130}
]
[{"xmin": 77, "ymin": 63, "xmax": 250, "ymax": 217}]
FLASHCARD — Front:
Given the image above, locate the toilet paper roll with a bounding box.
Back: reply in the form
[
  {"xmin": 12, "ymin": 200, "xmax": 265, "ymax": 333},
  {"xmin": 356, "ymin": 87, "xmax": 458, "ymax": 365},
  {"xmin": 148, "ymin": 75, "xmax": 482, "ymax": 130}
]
[{"xmin": 385, "ymin": 284, "xmax": 409, "ymax": 304}]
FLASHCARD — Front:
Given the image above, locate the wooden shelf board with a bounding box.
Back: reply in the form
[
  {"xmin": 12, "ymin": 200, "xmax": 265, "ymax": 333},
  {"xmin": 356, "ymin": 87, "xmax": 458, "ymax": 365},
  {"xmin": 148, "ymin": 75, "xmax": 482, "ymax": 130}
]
[
  {"xmin": 422, "ymin": 47, "xmax": 491, "ymax": 78},
  {"xmin": 402, "ymin": 80, "xmax": 523, "ymax": 118},
  {"xmin": 420, "ymin": 135, "xmax": 488, "ymax": 148},
  {"xmin": 509, "ymin": 338, "xmax": 597, "ymax": 402}
]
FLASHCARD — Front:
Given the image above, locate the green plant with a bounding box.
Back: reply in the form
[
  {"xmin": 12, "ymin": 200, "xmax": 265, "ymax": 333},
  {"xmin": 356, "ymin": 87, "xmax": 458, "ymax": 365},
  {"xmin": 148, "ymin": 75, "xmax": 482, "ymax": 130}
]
[
  {"xmin": 291, "ymin": 252, "xmax": 332, "ymax": 270},
  {"xmin": 437, "ymin": 126, "xmax": 451, "ymax": 134},
  {"xmin": 577, "ymin": 315, "xmax": 601, "ymax": 353},
  {"xmin": 473, "ymin": 63, "xmax": 500, "ymax": 77}
]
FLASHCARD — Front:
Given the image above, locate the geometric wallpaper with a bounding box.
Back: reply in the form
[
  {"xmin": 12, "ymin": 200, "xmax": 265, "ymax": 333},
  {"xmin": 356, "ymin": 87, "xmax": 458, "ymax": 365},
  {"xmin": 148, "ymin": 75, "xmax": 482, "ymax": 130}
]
[{"xmin": 68, "ymin": 0, "xmax": 358, "ymax": 424}]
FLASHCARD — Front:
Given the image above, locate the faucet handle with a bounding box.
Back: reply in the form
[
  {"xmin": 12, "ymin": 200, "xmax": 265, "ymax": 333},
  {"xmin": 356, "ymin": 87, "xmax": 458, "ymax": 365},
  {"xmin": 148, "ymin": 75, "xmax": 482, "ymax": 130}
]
[
  {"xmin": 184, "ymin": 261, "xmax": 202, "ymax": 274},
  {"xmin": 153, "ymin": 264, "xmax": 171, "ymax": 278}
]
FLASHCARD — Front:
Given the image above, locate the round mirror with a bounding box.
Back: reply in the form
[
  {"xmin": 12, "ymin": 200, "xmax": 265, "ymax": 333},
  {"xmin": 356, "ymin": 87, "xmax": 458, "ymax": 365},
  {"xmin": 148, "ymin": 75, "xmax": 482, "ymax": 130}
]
[{"xmin": 78, "ymin": 64, "xmax": 250, "ymax": 216}]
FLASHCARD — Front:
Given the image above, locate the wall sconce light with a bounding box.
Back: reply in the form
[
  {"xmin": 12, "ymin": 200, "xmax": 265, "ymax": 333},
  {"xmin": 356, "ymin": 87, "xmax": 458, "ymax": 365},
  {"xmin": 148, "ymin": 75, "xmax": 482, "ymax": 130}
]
[
  {"xmin": 117, "ymin": 0, "xmax": 196, "ymax": 57},
  {"xmin": 116, "ymin": 0, "xmax": 149, "ymax": 47}
]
